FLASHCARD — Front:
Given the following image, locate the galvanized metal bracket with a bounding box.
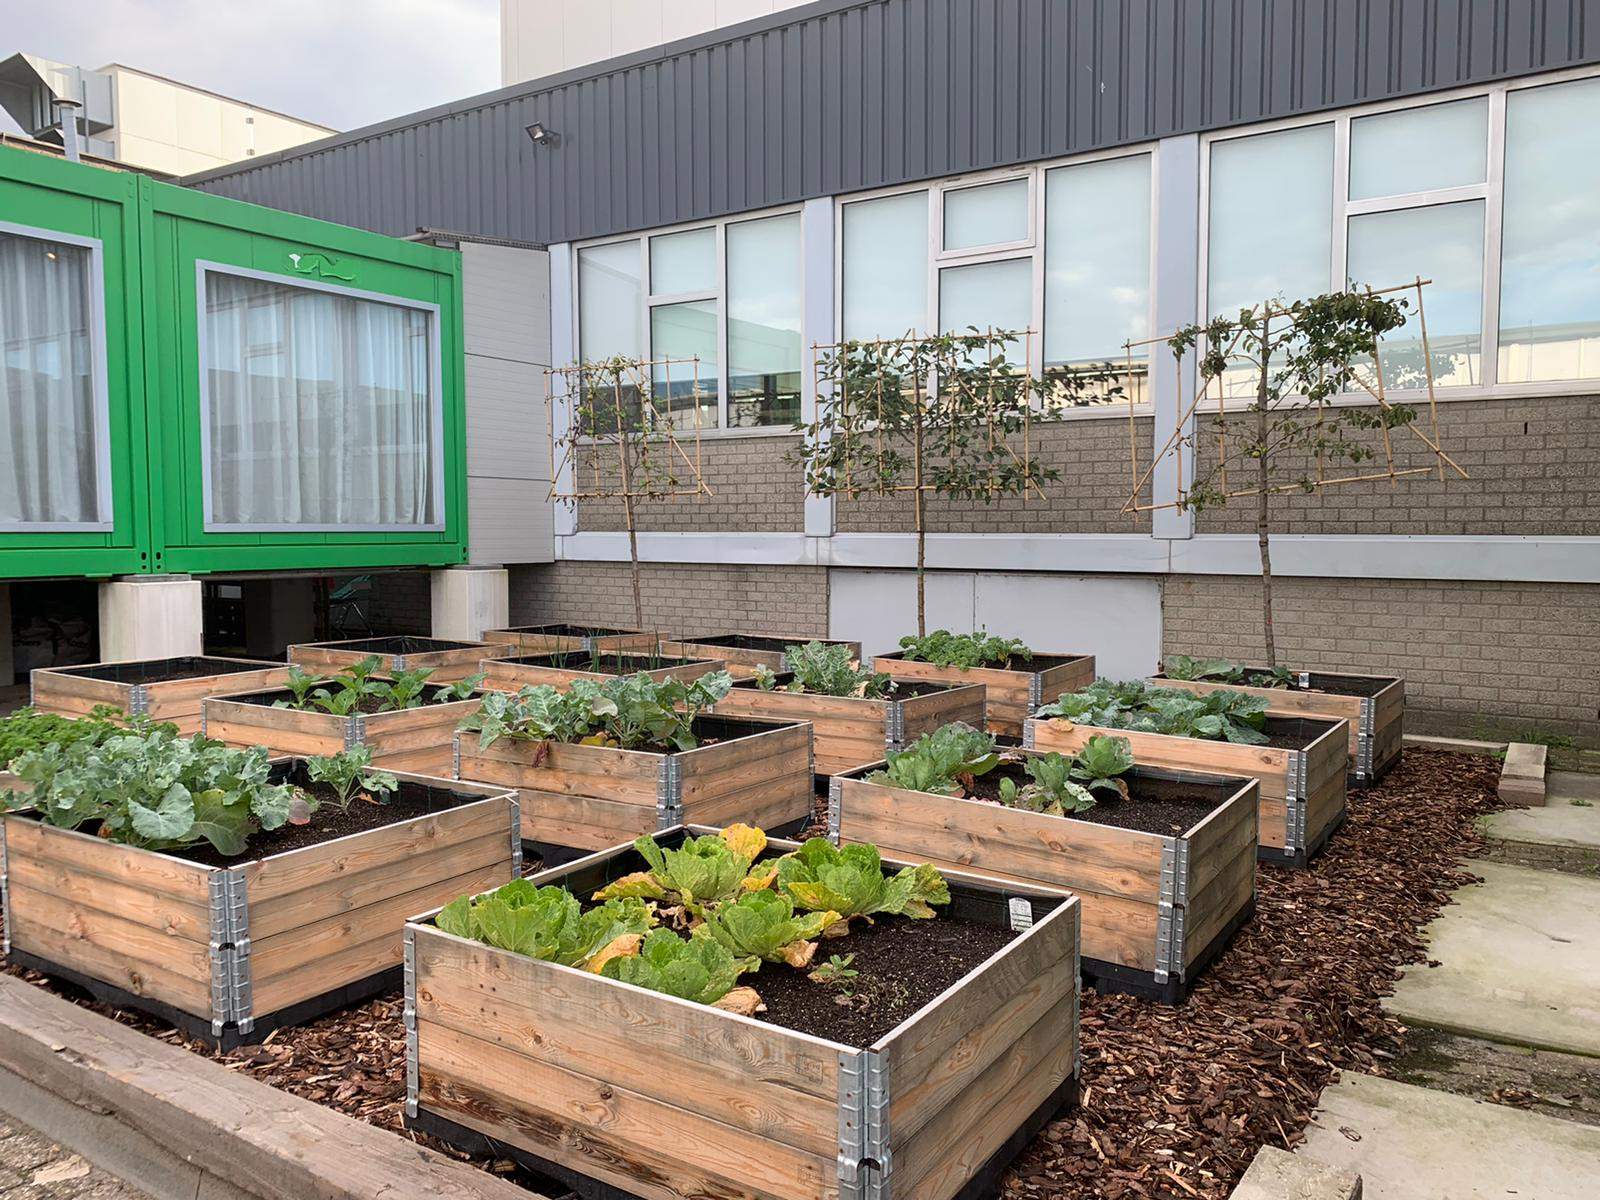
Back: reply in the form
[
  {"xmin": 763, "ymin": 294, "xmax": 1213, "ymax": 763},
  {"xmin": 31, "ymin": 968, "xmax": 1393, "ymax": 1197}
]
[
  {"xmin": 1154, "ymin": 837, "xmax": 1191, "ymax": 982},
  {"xmin": 391, "ymin": 654, "xmax": 409, "ymax": 674},
  {"xmin": 126, "ymin": 684, "xmax": 151, "ymax": 717},
  {"xmin": 883, "ymin": 700, "xmax": 905, "ymax": 748},
  {"xmin": 826, "ymin": 777, "xmax": 843, "ymax": 842},
  {"xmin": 1355, "ymin": 697, "xmax": 1377, "ymax": 780},
  {"xmin": 403, "ymin": 927, "xmax": 420, "ymax": 1119},
  {"xmin": 209, "ymin": 945, "xmax": 235, "ymax": 1037},
  {"xmin": 0, "ymin": 819, "xmax": 10, "ymax": 957},
  {"xmin": 1285, "ymin": 751, "xmax": 1309, "ymax": 852},
  {"xmin": 1021, "ymin": 721, "xmax": 1037, "ymax": 750},
  {"xmin": 344, "ymin": 714, "xmax": 368, "ymax": 751},
  {"xmin": 836, "ymin": 1049, "xmax": 891, "ymax": 1200},
  {"xmin": 451, "ymin": 732, "xmax": 463, "ymax": 780},
  {"xmin": 508, "ymin": 795, "xmax": 523, "ymax": 875},
  {"xmin": 655, "ymin": 754, "xmax": 683, "ymax": 829},
  {"xmin": 1027, "ymin": 672, "xmax": 1044, "ymax": 712}
]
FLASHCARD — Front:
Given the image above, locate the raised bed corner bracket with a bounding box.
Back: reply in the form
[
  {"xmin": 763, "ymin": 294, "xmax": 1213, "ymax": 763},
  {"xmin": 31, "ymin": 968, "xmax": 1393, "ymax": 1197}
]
[
  {"xmin": 0, "ymin": 820, "xmax": 10, "ymax": 957},
  {"xmin": 835, "ymin": 1049, "xmax": 891, "ymax": 1199},
  {"xmin": 655, "ymin": 754, "xmax": 684, "ymax": 829},
  {"xmin": 403, "ymin": 926, "xmax": 419, "ymax": 1120}
]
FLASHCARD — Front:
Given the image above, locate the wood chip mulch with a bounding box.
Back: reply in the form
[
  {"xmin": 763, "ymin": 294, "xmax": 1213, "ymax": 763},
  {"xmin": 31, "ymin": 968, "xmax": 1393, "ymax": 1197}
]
[{"xmin": 2, "ymin": 747, "xmax": 1505, "ymax": 1199}]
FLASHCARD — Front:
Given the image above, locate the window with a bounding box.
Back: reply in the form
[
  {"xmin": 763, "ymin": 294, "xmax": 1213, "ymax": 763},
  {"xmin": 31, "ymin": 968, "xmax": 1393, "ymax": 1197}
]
[
  {"xmin": 1499, "ymin": 76, "xmax": 1600, "ymax": 383},
  {"xmin": 577, "ymin": 240, "xmax": 642, "ymax": 360},
  {"xmin": 939, "ymin": 259, "xmax": 1031, "ymax": 361},
  {"xmin": 943, "ymin": 178, "xmax": 1029, "ymax": 252},
  {"xmin": 842, "ymin": 190, "xmax": 928, "ymax": 341},
  {"xmin": 726, "ymin": 213, "xmax": 802, "ymax": 428},
  {"xmin": 1044, "ymin": 155, "xmax": 1152, "ymax": 369},
  {"xmin": 0, "ymin": 225, "xmax": 109, "ymax": 528},
  {"xmin": 200, "ymin": 266, "xmax": 442, "ymax": 530},
  {"xmin": 1348, "ymin": 98, "xmax": 1487, "ymax": 200}
]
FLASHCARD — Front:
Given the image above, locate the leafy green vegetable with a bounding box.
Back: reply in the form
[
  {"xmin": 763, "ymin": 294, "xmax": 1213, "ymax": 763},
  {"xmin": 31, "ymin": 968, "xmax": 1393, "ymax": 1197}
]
[
  {"xmin": 699, "ymin": 889, "xmax": 837, "ymax": 970},
  {"xmin": 435, "ymin": 879, "xmax": 653, "ymax": 968},
  {"xmin": 898, "ymin": 630, "xmax": 1031, "ymax": 670},
  {"xmin": 601, "ymin": 927, "xmax": 743, "ymax": 1006},
  {"xmin": 867, "ymin": 722, "xmax": 999, "ymax": 796},
  {"xmin": 431, "ymin": 673, "xmax": 487, "ymax": 703},
  {"xmin": 593, "ymin": 825, "xmax": 768, "ymax": 915},
  {"xmin": 997, "ymin": 753, "xmax": 1099, "ymax": 816},
  {"xmin": 0, "ymin": 706, "xmax": 132, "ymax": 771},
  {"xmin": 1069, "ymin": 734, "xmax": 1135, "ymax": 797},
  {"xmin": 305, "ymin": 745, "xmax": 399, "ymax": 810},
  {"xmin": 763, "ymin": 641, "xmax": 893, "ymax": 699},
  {"xmin": 8, "ymin": 724, "xmax": 301, "ymax": 856},
  {"xmin": 1165, "ymin": 655, "xmax": 1295, "ymax": 690},
  {"xmin": 777, "ymin": 839, "xmax": 949, "ymax": 926},
  {"xmin": 459, "ymin": 671, "xmax": 732, "ymax": 753},
  {"xmin": 1037, "ymin": 680, "xmax": 1270, "ymax": 746},
  {"xmin": 809, "ymin": 953, "xmax": 858, "ymax": 986},
  {"xmin": 275, "ymin": 655, "xmax": 472, "ymax": 717}
]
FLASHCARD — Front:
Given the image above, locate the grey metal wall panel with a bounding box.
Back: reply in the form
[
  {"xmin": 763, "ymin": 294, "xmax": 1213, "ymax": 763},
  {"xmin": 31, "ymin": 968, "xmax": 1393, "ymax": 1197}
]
[{"xmin": 187, "ymin": 0, "xmax": 1600, "ymax": 246}]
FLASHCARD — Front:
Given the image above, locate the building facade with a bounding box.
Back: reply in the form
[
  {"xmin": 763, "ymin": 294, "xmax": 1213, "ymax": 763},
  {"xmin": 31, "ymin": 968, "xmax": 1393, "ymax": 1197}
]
[{"xmin": 186, "ymin": 0, "xmax": 1600, "ymax": 746}]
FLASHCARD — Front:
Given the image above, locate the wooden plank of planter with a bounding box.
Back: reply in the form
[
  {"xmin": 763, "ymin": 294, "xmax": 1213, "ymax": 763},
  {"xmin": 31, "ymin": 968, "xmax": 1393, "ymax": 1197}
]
[
  {"xmin": 288, "ymin": 637, "xmax": 515, "ymax": 684},
  {"xmin": 1026, "ymin": 715, "xmax": 1347, "ymax": 865},
  {"xmin": 479, "ymin": 654, "xmax": 725, "ymax": 694},
  {"xmin": 659, "ymin": 633, "xmax": 865, "ymax": 681},
  {"xmin": 203, "ymin": 692, "xmax": 480, "ymax": 777},
  {"xmin": 481, "ymin": 625, "xmax": 659, "ymax": 656},
  {"xmin": 1151, "ymin": 672, "xmax": 1405, "ymax": 782},
  {"xmin": 30, "ymin": 657, "xmax": 291, "ymax": 735},
  {"xmin": 713, "ymin": 678, "xmax": 987, "ymax": 776},
  {"xmin": 873, "ymin": 650, "xmax": 1095, "ymax": 737}
]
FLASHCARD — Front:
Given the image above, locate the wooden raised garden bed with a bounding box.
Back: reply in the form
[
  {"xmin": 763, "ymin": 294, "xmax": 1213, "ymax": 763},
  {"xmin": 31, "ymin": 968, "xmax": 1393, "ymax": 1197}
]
[
  {"xmin": 454, "ymin": 715, "xmax": 815, "ymax": 858},
  {"xmin": 203, "ymin": 688, "xmax": 480, "ymax": 776},
  {"xmin": 874, "ymin": 650, "xmax": 1095, "ymax": 737},
  {"xmin": 1025, "ymin": 715, "xmax": 1348, "ymax": 867},
  {"xmin": 288, "ymin": 636, "xmax": 514, "ymax": 684},
  {"xmin": 479, "ymin": 652, "xmax": 725, "ymax": 694},
  {"xmin": 831, "ymin": 756, "xmax": 1258, "ymax": 1001},
  {"xmin": 404, "ymin": 827, "xmax": 1081, "ymax": 1200},
  {"xmin": 1, "ymin": 763, "xmax": 518, "ymax": 1048},
  {"xmin": 1151, "ymin": 671, "xmax": 1405, "ymax": 782},
  {"xmin": 712, "ymin": 675, "xmax": 987, "ymax": 777},
  {"xmin": 480, "ymin": 624, "xmax": 659, "ymax": 656},
  {"xmin": 659, "ymin": 632, "xmax": 864, "ymax": 680},
  {"xmin": 30, "ymin": 657, "xmax": 290, "ymax": 735}
]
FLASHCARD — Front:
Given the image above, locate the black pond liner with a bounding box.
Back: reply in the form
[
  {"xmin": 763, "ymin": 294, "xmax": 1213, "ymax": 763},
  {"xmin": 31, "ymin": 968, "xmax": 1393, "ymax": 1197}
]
[
  {"xmin": 677, "ymin": 633, "xmax": 849, "ymax": 653},
  {"xmin": 50, "ymin": 656, "xmax": 281, "ymax": 684},
  {"xmin": 494, "ymin": 624, "xmax": 648, "ymax": 638},
  {"xmin": 501, "ymin": 653, "xmax": 716, "ymax": 673}
]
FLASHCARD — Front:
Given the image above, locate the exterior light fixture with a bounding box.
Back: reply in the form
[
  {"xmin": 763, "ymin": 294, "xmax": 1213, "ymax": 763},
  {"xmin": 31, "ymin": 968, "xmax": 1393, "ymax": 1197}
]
[{"xmin": 526, "ymin": 122, "xmax": 561, "ymax": 148}]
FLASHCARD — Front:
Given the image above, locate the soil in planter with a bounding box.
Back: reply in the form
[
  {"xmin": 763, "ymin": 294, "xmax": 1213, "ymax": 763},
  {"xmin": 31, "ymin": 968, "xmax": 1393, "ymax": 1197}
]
[
  {"xmin": 903, "ymin": 652, "xmax": 1087, "ymax": 673},
  {"xmin": 751, "ymin": 912, "xmax": 1017, "ymax": 1047},
  {"xmin": 55, "ymin": 657, "xmax": 280, "ymax": 684},
  {"xmin": 507, "ymin": 653, "xmax": 710, "ymax": 675},
  {"xmin": 967, "ymin": 763, "xmax": 1222, "ymax": 836}
]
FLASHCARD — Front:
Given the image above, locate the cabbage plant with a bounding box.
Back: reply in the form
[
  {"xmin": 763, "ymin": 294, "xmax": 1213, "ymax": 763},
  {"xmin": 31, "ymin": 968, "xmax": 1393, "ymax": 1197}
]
[{"xmin": 1038, "ymin": 680, "xmax": 1270, "ymax": 745}]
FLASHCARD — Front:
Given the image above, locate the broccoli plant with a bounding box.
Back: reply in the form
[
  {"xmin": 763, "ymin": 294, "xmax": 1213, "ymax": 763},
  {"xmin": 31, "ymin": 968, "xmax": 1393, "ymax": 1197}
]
[
  {"xmin": 867, "ymin": 722, "xmax": 999, "ymax": 796},
  {"xmin": 304, "ymin": 746, "xmax": 399, "ymax": 810},
  {"xmin": 897, "ymin": 630, "xmax": 1031, "ymax": 670}
]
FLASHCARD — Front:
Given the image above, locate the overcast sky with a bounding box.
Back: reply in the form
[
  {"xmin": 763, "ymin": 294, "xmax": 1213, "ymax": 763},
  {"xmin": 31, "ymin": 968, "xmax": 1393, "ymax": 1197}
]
[{"xmin": 4, "ymin": 0, "xmax": 500, "ymax": 135}]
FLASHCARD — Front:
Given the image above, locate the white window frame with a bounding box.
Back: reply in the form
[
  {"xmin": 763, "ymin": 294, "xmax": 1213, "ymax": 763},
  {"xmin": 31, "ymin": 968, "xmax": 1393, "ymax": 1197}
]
[
  {"xmin": 194, "ymin": 261, "xmax": 447, "ymax": 533},
  {"xmin": 570, "ymin": 201, "xmax": 807, "ymax": 437},
  {"xmin": 1198, "ymin": 62, "xmax": 1600, "ymax": 405},
  {"xmin": 0, "ymin": 219, "xmax": 114, "ymax": 532},
  {"xmin": 834, "ymin": 146, "xmax": 1159, "ymax": 414}
]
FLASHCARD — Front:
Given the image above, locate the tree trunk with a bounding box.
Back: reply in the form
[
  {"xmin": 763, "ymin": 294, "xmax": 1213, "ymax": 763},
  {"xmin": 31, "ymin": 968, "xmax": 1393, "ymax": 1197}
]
[
  {"xmin": 1256, "ymin": 321, "xmax": 1276, "ymax": 668},
  {"xmin": 912, "ymin": 401, "xmax": 927, "ymax": 638},
  {"xmin": 616, "ymin": 435, "xmax": 645, "ymax": 631}
]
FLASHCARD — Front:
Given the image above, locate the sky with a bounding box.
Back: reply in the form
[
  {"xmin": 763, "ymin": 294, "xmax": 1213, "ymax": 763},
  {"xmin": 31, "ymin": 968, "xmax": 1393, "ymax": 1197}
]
[{"xmin": 3, "ymin": 0, "xmax": 500, "ymax": 135}]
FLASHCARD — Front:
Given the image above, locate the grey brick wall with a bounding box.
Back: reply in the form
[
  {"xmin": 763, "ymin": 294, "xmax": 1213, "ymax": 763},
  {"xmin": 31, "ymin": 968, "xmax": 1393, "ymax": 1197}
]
[
  {"xmin": 1162, "ymin": 575, "xmax": 1600, "ymax": 747},
  {"xmin": 508, "ymin": 561, "xmax": 829, "ymax": 635},
  {"xmin": 576, "ymin": 435, "xmax": 805, "ymax": 533},
  {"xmin": 833, "ymin": 416, "xmax": 1154, "ymax": 535},
  {"xmin": 365, "ymin": 571, "xmax": 432, "ymax": 635},
  {"xmin": 1191, "ymin": 396, "xmax": 1600, "ymax": 536}
]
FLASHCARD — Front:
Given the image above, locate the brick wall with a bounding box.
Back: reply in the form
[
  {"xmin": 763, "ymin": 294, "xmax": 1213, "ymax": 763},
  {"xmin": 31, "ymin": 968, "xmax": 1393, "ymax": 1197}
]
[
  {"xmin": 835, "ymin": 416, "xmax": 1154, "ymax": 535},
  {"xmin": 1191, "ymin": 396, "xmax": 1600, "ymax": 536},
  {"xmin": 1162, "ymin": 574, "xmax": 1600, "ymax": 746},
  {"xmin": 508, "ymin": 561, "xmax": 829, "ymax": 636},
  {"xmin": 364, "ymin": 571, "xmax": 432, "ymax": 635},
  {"xmin": 576, "ymin": 435, "xmax": 805, "ymax": 533}
]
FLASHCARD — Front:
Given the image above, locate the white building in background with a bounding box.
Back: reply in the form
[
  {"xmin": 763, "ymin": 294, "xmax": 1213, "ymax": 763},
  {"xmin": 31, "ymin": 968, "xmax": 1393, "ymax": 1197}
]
[
  {"xmin": 0, "ymin": 53, "xmax": 333, "ymax": 175},
  {"xmin": 501, "ymin": 0, "xmax": 813, "ymax": 84}
]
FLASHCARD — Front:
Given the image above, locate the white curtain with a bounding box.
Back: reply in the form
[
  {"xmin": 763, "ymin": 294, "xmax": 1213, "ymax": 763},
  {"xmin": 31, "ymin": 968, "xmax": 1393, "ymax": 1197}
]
[
  {"xmin": 204, "ymin": 271, "xmax": 437, "ymax": 527},
  {"xmin": 0, "ymin": 231, "xmax": 102, "ymax": 525}
]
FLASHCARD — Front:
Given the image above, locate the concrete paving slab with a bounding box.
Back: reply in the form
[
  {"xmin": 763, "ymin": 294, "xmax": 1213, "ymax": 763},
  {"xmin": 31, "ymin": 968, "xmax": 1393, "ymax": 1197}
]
[
  {"xmin": 1301, "ymin": 1074, "xmax": 1600, "ymax": 1199},
  {"xmin": 1385, "ymin": 861, "xmax": 1600, "ymax": 1057},
  {"xmin": 1231, "ymin": 1145, "xmax": 1361, "ymax": 1199},
  {"xmin": 1482, "ymin": 772, "xmax": 1600, "ymax": 850}
]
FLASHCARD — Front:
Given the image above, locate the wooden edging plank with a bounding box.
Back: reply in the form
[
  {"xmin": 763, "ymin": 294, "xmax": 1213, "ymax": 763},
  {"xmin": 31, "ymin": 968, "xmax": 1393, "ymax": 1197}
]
[{"xmin": 0, "ymin": 973, "xmax": 542, "ymax": 1200}]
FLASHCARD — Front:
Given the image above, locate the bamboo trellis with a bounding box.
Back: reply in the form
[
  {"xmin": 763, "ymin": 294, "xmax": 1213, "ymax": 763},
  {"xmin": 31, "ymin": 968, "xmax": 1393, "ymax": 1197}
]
[{"xmin": 1121, "ymin": 276, "xmax": 1469, "ymax": 516}]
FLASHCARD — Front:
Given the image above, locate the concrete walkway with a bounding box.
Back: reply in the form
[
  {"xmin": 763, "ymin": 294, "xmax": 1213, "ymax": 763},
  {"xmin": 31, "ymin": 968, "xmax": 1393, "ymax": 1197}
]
[
  {"xmin": 1384, "ymin": 860, "xmax": 1600, "ymax": 1057},
  {"xmin": 0, "ymin": 1112, "xmax": 151, "ymax": 1198},
  {"xmin": 1300, "ymin": 1074, "xmax": 1600, "ymax": 1199},
  {"xmin": 1478, "ymin": 771, "xmax": 1600, "ymax": 874}
]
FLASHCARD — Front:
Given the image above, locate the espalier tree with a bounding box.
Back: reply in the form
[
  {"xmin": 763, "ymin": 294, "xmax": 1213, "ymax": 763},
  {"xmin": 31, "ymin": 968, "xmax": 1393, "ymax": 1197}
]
[
  {"xmin": 794, "ymin": 330, "xmax": 1114, "ymax": 637},
  {"xmin": 1167, "ymin": 290, "xmax": 1417, "ymax": 668}
]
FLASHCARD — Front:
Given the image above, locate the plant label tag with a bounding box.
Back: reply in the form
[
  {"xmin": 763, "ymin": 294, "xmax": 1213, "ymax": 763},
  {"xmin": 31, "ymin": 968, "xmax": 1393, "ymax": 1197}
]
[{"xmin": 1008, "ymin": 896, "xmax": 1035, "ymax": 931}]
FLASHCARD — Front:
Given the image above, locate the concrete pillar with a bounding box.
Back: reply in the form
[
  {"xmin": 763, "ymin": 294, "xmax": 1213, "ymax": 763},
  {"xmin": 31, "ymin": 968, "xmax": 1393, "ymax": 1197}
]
[
  {"xmin": 431, "ymin": 567, "xmax": 509, "ymax": 642},
  {"xmin": 0, "ymin": 583, "xmax": 13, "ymax": 686},
  {"xmin": 243, "ymin": 579, "xmax": 318, "ymax": 659},
  {"xmin": 97, "ymin": 576, "xmax": 203, "ymax": 661}
]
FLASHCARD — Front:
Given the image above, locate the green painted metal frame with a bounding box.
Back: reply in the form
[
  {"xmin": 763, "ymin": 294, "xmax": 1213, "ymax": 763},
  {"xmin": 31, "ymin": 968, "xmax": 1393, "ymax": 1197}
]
[{"xmin": 0, "ymin": 145, "xmax": 468, "ymax": 581}]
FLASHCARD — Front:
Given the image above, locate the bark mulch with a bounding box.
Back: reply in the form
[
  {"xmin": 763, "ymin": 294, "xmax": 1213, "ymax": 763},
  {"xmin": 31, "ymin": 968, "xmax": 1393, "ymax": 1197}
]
[{"xmin": 0, "ymin": 747, "xmax": 1505, "ymax": 1199}]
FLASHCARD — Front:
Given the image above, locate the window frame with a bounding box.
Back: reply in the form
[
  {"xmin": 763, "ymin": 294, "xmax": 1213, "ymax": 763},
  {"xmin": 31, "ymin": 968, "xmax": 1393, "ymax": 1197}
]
[
  {"xmin": 0, "ymin": 218, "xmax": 114, "ymax": 532},
  {"xmin": 1197, "ymin": 63, "xmax": 1600, "ymax": 404},
  {"xmin": 194, "ymin": 260, "xmax": 447, "ymax": 534}
]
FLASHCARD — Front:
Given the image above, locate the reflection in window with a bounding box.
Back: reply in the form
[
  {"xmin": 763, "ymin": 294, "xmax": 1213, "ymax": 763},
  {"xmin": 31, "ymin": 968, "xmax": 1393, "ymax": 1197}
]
[
  {"xmin": 939, "ymin": 258, "xmax": 1031, "ymax": 365},
  {"xmin": 1349, "ymin": 98, "xmax": 1488, "ymax": 200},
  {"xmin": 1499, "ymin": 76, "xmax": 1600, "ymax": 383},
  {"xmin": 1347, "ymin": 201, "xmax": 1484, "ymax": 388},
  {"xmin": 578, "ymin": 240, "xmax": 642, "ymax": 360},
  {"xmin": 203, "ymin": 271, "xmax": 438, "ymax": 528},
  {"xmin": 650, "ymin": 299, "xmax": 719, "ymax": 429},
  {"xmin": 843, "ymin": 191, "xmax": 928, "ymax": 341},
  {"xmin": 0, "ymin": 230, "xmax": 104, "ymax": 525},
  {"xmin": 726, "ymin": 214, "xmax": 801, "ymax": 428},
  {"xmin": 943, "ymin": 178, "xmax": 1029, "ymax": 252},
  {"xmin": 650, "ymin": 227, "xmax": 716, "ymax": 295}
]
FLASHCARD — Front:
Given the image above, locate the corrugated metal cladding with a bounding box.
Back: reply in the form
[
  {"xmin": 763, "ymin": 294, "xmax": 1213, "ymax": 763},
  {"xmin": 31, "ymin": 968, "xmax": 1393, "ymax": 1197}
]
[{"xmin": 189, "ymin": 0, "xmax": 1600, "ymax": 246}]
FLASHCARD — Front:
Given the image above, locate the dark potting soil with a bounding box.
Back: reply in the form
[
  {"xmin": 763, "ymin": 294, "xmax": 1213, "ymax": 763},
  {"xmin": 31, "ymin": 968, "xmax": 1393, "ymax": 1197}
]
[
  {"xmin": 1258, "ymin": 716, "xmax": 1342, "ymax": 750},
  {"xmin": 902, "ymin": 652, "xmax": 1087, "ymax": 673},
  {"xmin": 1302, "ymin": 673, "xmax": 1392, "ymax": 698},
  {"xmin": 751, "ymin": 912, "xmax": 1017, "ymax": 1047},
  {"xmin": 55, "ymin": 657, "xmax": 281, "ymax": 684},
  {"xmin": 172, "ymin": 776, "xmax": 482, "ymax": 868},
  {"xmin": 967, "ymin": 762, "xmax": 1222, "ymax": 836}
]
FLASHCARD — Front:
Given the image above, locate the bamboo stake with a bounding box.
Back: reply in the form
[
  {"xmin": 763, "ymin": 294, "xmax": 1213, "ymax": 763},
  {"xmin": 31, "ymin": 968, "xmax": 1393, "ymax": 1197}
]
[{"xmin": 1413, "ymin": 275, "xmax": 1445, "ymax": 482}]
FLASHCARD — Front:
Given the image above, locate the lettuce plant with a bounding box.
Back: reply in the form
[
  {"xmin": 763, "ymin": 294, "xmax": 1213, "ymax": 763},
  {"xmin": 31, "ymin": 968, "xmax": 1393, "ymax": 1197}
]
[
  {"xmin": 897, "ymin": 630, "xmax": 1031, "ymax": 670},
  {"xmin": 7, "ymin": 725, "xmax": 301, "ymax": 857},
  {"xmin": 435, "ymin": 879, "xmax": 652, "ymax": 968},
  {"xmin": 699, "ymin": 889, "xmax": 838, "ymax": 970},
  {"xmin": 305, "ymin": 745, "xmax": 399, "ymax": 810},
  {"xmin": 777, "ymin": 839, "xmax": 949, "ymax": 929},
  {"xmin": 1038, "ymin": 680, "xmax": 1270, "ymax": 746},
  {"xmin": 593, "ymin": 824, "xmax": 769, "ymax": 916},
  {"xmin": 755, "ymin": 642, "xmax": 893, "ymax": 699},
  {"xmin": 867, "ymin": 722, "xmax": 999, "ymax": 796},
  {"xmin": 600, "ymin": 927, "xmax": 744, "ymax": 1006},
  {"xmin": 998, "ymin": 753, "xmax": 1098, "ymax": 816}
]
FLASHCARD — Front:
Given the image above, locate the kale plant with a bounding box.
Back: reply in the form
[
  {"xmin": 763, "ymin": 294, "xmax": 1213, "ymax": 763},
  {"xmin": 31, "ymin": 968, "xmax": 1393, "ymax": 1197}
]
[
  {"xmin": 997, "ymin": 753, "xmax": 1098, "ymax": 816},
  {"xmin": 754, "ymin": 641, "xmax": 893, "ymax": 699},
  {"xmin": 898, "ymin": 630, "xmax": 1031, "ymax": 670},
  {"xmin": 305, "ymin": 745, "xmax": 399, "ymax": 810},
  {"xmin": 867, "ymin": 722, "xmax": 1000, "ymax": 796},
  {"xmin": 1166, "ymin": 655, "xmax": 1293, "ymax": 689},
  {"xmin": 1039, "ymin": 680, "xmax": 1270, "ymax": 745}
]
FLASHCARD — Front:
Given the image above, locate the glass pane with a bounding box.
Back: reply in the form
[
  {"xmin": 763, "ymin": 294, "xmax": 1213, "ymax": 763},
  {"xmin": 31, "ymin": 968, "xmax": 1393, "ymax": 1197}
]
[
  {"xmin": 650, "ymin": 300, "xmax": 719, "ymax": 429},
  {"xmin": 1044, "ymin": 154, "xmax": 1151, "ymax": 365},
  {"xmin": 1500, "ymin": 76, "xmax": 1600, "ymax": 383},
  {"xmin": 842, "ymin": 191, "xmax": 929, "ymax": 341},
  {"xmin": 1208, "ymin": 124, "xmax": 1333, "ymax": 317},
  {"xmin": 650, "ymin": 227, "xmax": 715, "ymax": 295},
  {"xmin": 204, "ymin": 271, "xmax": 439, "ymax": 527},
  {"xmin": 939, "ymin": 257, "xmax": 1032, "ymax": 364},
  {"xmin": 0, "ymin": 231, "xmax": 102, "ymax": 525},
  {"xmin": 1347, "ymin": 200, "xmax": 1484, "ymax": 388},
  {"xmin": 1349, "ymin": 98, "xmax": 1488, "ymax": 200},
  {"xmin": 943, "ymin": 178, "xmax": 1029, "ymax": 252},
  {"xmin": 578, "ymin": 240, "xmax": 642, "ymax": 360},
  {"xmin": 726, "ymin": 213, "xmax": 802, "ymax": 428}
]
